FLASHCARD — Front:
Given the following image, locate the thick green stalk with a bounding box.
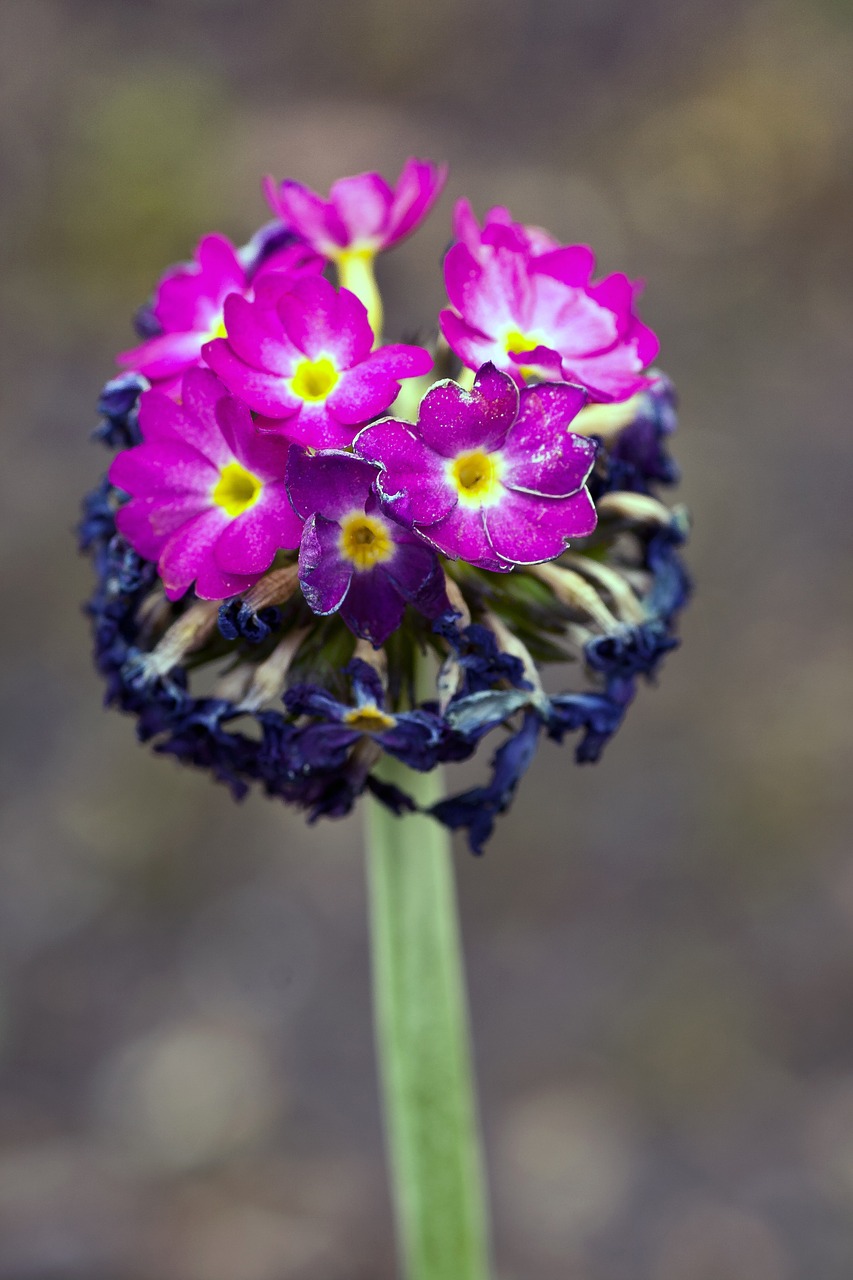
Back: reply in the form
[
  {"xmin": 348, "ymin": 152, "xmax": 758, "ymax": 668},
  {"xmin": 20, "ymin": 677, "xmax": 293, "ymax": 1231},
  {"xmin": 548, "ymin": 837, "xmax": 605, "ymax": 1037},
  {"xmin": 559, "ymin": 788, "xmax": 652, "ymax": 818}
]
[{"xmin": 365, "ymin": 755, "xmax": 491, "ymax": 1280}]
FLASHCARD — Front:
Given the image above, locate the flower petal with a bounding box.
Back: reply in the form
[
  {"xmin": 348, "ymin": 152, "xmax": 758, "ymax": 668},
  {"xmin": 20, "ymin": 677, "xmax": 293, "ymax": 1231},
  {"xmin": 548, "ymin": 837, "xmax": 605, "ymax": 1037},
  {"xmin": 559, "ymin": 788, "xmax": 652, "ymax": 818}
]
[
  {"xmin": 416, "ymin": 363, "xmax": 518, "ymax": 455},
  {"xmin": 286, "ymin": 446, "xmax": 378, "ymax": 522},
  {"xmin": 298, "ymin": 513, "xmax": 352, "ymax": 614},
  {"xmin": 502, "ymin": 382, "xmax": 596, "ymax": 498},
  {"xmin": 354, "ymin": 418, "xmax": 456, "ymax": 526},
  {"xmin": 484, "ymin": 486, "xmax": 597, "ymax": 565}
]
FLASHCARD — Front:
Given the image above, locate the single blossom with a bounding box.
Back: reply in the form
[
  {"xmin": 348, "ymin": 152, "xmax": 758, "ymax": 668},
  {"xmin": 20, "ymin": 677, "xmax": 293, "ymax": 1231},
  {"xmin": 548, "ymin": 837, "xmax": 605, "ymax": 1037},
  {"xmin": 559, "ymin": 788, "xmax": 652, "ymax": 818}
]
[
  {"xmin": 203, "ymin": 274, "xmax": 432, "ymax": 449},
  {"xmin": 285, "ymin": 447, "xmax": 443, "ymax": 646},
  {"xmin": 109, "ymin": 368, "xmax": 302, "ymax": 601},
  {"xmin": 118, "ymin": 232, "xmax": 322, "ymax": 392},
  {"xmin": 284, "ymin": 660, "xmax": 452, "ymax": 774},
  {"xmin": 354, "ymin": 363, "xmax": 597, "ymax": 570},
  {"xmin": 263, "ymin": 158, "xmax": 447, "ymax": 261},
  {"xmin": 440, "ymin": 233, "xmax": 658, "ymax": 402}
]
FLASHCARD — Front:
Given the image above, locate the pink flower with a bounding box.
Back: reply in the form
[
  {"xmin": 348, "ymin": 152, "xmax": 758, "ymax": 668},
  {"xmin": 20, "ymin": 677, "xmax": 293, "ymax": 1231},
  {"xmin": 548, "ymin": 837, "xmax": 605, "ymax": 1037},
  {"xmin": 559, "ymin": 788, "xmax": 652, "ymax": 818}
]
[
  {"xmin": 262, "ymin": 158, "xmax": 447, "ymax": 261},
  {"xmin": 118, "ymin": 233, "xmax": 322, "ymax": 393},
  {"xmin": 202, "ymin": 274, "xmax": 433, "ymax": 450},
  {"xmin": 109, "ymin": 368, "xmax": 302, "ymax": 601},
  {"xmin": 354, "ymin": 363, "xmax": 597, "ymax": 571},
  {"xmin": 440, "ymin": 226, "xmax": 658, "ymax": 403}
]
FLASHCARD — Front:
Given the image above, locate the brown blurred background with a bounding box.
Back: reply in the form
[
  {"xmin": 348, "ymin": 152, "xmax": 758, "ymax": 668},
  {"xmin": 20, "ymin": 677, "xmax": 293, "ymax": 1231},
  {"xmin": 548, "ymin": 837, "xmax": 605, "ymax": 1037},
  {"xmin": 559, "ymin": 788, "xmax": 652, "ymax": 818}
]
[{"xmin": 2, "ymin": 1, "xmax": 853, "ymax": 1276}]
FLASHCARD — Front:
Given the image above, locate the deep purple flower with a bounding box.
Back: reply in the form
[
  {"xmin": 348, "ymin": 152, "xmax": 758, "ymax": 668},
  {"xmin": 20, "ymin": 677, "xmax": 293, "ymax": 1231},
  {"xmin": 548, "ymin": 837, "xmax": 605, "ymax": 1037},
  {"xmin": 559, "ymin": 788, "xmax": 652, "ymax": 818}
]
[
  {"xmin": 109, "ymin": 368, "xmax": 302, "ymax": 601},
  {"xmin": 440, "ymin": 234, "xmax": 658, "ymax": 403},
  {"xmin": 284, "ymin": 660, "xmax": 450, "ymax": 773},
  {"xmin": 203, "ymin": 275, "xmax": 432, "ymax": 449},
  {"xmin": 354, "ymin": 363, "xmax": 597, "ymax": 570},
  {"xmin": 285, "ymin": 447, "xmax": 442, "ymax": 646},
  {"xmin": 118, "ymin": 233, "xmax": 322, "ymax": 394},
  {"xmin": 263, "ymin": 158, "xmax": 447, "ymax": 261}
]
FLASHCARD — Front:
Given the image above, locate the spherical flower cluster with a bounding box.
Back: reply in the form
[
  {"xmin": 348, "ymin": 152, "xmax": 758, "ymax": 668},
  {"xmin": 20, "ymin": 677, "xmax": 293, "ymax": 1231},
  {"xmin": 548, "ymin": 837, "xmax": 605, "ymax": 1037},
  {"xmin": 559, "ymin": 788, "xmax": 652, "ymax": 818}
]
[{"xmin": 81, "ymin": 158, "xmax": 690, "ymax": 852}]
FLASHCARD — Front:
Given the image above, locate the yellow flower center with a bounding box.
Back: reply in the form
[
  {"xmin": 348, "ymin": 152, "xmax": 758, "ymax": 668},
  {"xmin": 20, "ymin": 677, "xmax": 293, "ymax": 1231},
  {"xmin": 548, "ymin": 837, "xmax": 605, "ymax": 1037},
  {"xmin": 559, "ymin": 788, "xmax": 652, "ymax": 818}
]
[
  {"xmin": 448, "ymin": 450, "xmax": 504, "ymax": 506},
  {"xmin": 212, "ymin": 461, "xmax": 263, "ymax": 517},
  {"xmin": 339, "ymin": 512, "xmax": 394, "ymax": 571},
  {"xmin": 504, "ymin": 328, "xmax": 539, "ymax": 357},
  {"xmin": 344, "ymin": 705, "xmax": 397, "ymax": 733},
  {"xmin": 210, "ymin": 314, "xmax": 228, "ymax": 339},
  {"xmin": 291, "ymin": 356, "xmax": 340, "ymax": 403}
]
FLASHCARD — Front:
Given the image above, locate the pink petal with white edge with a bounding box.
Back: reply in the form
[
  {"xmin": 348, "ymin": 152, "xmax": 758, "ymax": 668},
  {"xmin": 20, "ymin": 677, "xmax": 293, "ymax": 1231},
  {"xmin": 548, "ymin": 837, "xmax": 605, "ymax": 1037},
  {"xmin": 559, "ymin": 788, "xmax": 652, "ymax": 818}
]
[
  {"xmin": 354, "ymin": 419, "xmax": 456, "ymax": 526},
  {"xmin": 417, "ymin": 364, "xmax": 518, "ymax": 456},
  {"xmin": 277, "ymin": 277, "xmax": 373, "ymax": 367},
  {"xmin": 485, "ymin": 487, "xmax": 597, "ymax": 566},
  {"xmin": 270, "ymin": 400, "xmax": 355, "ymax": 450},
  {"xmin": 501, "ymin": 382, "xmax": 595, "ymax": 498},
  {"xmin": 419, "ymin": 503, "xmax": 507, "ymax": 571}
]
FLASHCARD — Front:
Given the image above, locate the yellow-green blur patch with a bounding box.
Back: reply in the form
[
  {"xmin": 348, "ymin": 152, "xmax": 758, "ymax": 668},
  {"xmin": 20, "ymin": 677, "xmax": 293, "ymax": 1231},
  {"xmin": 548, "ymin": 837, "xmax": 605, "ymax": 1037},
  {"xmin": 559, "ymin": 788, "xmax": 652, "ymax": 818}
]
[
  {"xmin": 212, "ymin": 462, "xmax": 263, "ymax": 517},
  {"xmin": 344, "ymin": 705, "xmax": 397, "ymax": 733},
  {"xmin": 291, "ymin": 356, "xmax": 339, "ymax": 402},
  {"xmin": 448, "ymin": 450, "xmax": 504, "ymax": 506},
  {"xmin": 339, "ymin": 513, "xmax": 394, "ymax": 571}
]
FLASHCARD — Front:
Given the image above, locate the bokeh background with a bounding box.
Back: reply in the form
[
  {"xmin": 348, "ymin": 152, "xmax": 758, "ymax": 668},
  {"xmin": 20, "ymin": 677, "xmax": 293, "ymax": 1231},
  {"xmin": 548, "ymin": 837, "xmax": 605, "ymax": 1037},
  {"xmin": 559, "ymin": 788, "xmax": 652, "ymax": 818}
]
[{"xmin": 2, "ymin": 0, "xmax": 853, "ymax": 1276}]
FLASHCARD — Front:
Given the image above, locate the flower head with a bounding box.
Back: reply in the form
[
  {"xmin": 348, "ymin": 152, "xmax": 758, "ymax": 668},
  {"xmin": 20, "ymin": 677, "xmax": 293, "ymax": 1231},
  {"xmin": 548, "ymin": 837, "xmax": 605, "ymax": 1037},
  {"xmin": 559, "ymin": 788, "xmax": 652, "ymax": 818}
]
[
  {"xmin": 82, "ymin": 159, "xmax": 690, "ymax": 853},
  {"xmin": 118, "ymin": 232, "xmax": 322, "ymax": 393},
  {"xmin": 109, "ymin": 368, "xmax": 302, "ymax": 600},
  {"xmin": 203, "ymin": 274, "xmax": 432, "ymax": 449},
  {"xmin": 355, "ymin": 363, "xmax": 597, "ymax": 569},
  {"xmin": 286, "ymin": 447, "xmax": 445, "ymax": 645},
  {"xmin": 440, "ymin": 230, "xmax": 658, "ymax": 402},
  {"xmin": 263, "ymin": 158, "xmax": 447, "ymax": 261}
]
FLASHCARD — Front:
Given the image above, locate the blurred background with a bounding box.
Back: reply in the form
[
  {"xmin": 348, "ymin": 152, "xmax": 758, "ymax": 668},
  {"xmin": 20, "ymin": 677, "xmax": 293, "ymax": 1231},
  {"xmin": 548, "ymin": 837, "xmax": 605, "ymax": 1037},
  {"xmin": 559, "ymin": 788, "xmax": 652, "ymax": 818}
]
[{"xmin": 2, "ymin": 0, "xmax": 853, "ymax": 1276}]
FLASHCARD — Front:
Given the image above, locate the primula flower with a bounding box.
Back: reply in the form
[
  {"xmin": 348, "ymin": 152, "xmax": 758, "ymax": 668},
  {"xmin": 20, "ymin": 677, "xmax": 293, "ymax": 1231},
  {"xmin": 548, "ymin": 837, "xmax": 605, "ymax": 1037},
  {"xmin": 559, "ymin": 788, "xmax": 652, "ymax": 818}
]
[
  {"xmin": 203, "ymin": 274, "xmax": 432, "ymax": 449},
  {"xmin": 285, "ymin": 447, "xmax": 444, "ymax": 646},
  {"xmin": 354, "ymin": 363, "xmax": 597, "ymax": 570},
  {"xmin": 118, "ymin": 232, "xmax": 322, "ymax": 393},
  {"xmin": 109, "ymin": 368, "xmax": 302, "ymax": 600},
  {"xmin": 263, "ymin": 158, "xmax": 447, "ymax": 262},
  {"xmin": 440, "ymin": 234, "xmax": 659, "ymax": 402}
]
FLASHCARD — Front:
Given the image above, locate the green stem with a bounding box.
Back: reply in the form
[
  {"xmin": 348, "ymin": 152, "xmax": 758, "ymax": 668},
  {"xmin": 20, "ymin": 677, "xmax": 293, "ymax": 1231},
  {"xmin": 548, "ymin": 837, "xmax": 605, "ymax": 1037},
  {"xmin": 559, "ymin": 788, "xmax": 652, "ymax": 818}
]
[{"xmin": 365, "ymin": 755, "xmax": 492, "ymax": 1280}]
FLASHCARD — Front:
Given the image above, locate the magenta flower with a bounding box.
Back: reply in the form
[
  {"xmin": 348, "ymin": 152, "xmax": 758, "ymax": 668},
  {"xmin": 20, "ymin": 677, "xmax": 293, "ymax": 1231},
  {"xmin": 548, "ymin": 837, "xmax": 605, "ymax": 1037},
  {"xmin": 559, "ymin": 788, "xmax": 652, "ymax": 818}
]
[
  {"xmin": 118, "ymin": 232, "xmax": 322, "ymax": 392},
  {"xmin": 109, "ymin": 368, "xmax": 302, "ymax": 601},
  {"xmin": 286, "ymin": 448, "xmax": 443, "ymax": 646},
  {"xmin": 263, "ymin": 158, "xmax": 447, "ymax": 262},
  {"xmin": 440, "ymin": 234, "xmax": 659, "ymax": 403},
  {"xmin": 203, "ymin": 274, "xmax": 432, "ymax": 449},
  {"xmin": 353, "ymin": 363, "xmax": 597, "ymax": 571}
]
